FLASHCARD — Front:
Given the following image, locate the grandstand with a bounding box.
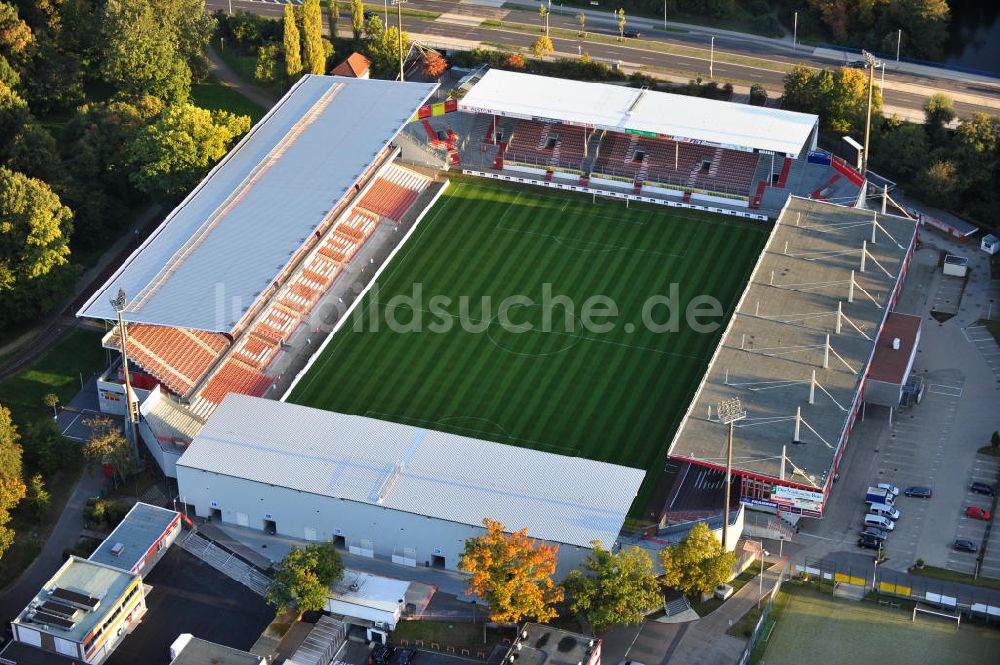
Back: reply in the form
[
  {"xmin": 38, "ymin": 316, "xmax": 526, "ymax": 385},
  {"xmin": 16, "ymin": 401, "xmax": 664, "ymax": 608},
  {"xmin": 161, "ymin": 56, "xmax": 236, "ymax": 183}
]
[
  {"xmin": 399, "ymin": 69, "xmax": 863, "ymax": 214},
  {"xmin": 79, "ymin": 75, "xmax": 438, "ymax": 425}
]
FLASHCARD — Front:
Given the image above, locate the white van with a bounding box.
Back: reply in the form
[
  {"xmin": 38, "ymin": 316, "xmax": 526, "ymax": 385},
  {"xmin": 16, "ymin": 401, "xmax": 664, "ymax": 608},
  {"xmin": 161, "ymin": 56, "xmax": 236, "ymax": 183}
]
[
  {"xmin": 864, "ymin": 514, "xmax": 895, "ymax": 531},
  {"xmin": 869, "ymin": 503, "xmax": 900, "ymax": 520}
]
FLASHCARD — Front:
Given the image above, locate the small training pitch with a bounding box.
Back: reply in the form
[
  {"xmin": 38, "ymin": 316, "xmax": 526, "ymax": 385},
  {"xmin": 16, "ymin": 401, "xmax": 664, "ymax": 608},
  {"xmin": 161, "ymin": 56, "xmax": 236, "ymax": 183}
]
[
  {"xmin": 758, "ymin": 587, "xmax": 999, "ymax": 665},
  {"xmin": 288, "ymin": 179, "xmax": 768, "ymax": 512}
]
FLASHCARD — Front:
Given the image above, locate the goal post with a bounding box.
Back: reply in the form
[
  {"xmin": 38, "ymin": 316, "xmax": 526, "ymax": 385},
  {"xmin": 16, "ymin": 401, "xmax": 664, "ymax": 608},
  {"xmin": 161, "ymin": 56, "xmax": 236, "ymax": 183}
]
[{"xmin": 912, "ymin": 604, "xmax": 960, "ymax": 629}]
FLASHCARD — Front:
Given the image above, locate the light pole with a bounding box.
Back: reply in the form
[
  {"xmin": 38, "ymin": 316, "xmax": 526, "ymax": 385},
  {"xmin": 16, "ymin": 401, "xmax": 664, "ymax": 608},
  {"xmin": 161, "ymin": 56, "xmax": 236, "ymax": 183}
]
[
  {"xmin": 717, "ymin": 398, "xmax": 747, "ymax": 551},
  {"xmin": 710, "ymin": 35, "xmax": 715, "ymax": 79},
  {"xmin": 392, "ymin": 0, "xmax": 407, "ymax": 81},
  {"xmin": 896, "ymin": 29, "xmax": 902, "ymax": 64},
  {"xmin": 663, "ymin": 0, "xmax": 667, "ymax": 29},
  {"xmin": 757, "ymin": 542, "xmax": 770, "ymax": 609},
  {"xmin": 793, "ymin": 11, "xmax": 797, "ymax": 49},
  {"xmin": 110, "ymin": 289, "xmax": 140, "ymax": 463},
  {"xmin": 872, "ymin": 541, "xmax": 883, "ymax": 591},
  {"xmin": 861, "ymin": 50, "xmax": 882, "ymax": 178},
  {"xmin": 384, "ymin": 0, "xmax": 389, "ymax": 27}
]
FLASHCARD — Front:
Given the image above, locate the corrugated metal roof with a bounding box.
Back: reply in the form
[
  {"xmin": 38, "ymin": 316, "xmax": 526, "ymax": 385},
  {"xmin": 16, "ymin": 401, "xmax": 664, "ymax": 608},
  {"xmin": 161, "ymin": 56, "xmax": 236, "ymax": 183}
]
[
  {"xmin": 459, "ymin": 69, "xmax": 818, "ymax": 155},
  {"xmin": 89, "ymin": 502, "xmax": 180, "ymax": 572},
  {"xmin": 177, "ymin": 394, "xmax": 644, "ymax": 548},
  {"xmin": 78, "ymin": 75, "xmax": 437, "ymax": 332}
]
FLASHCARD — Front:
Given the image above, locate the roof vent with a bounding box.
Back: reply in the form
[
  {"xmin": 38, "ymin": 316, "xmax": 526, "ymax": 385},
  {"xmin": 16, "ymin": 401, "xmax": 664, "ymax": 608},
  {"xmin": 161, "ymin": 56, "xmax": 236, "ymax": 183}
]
[
  {"xmin": 349, "ymin": 582, "xmax": 360, "ymax": 592},
  {"xmin": 110, "ymin": 542, "xmax": 125, "ymax": 557},
  {"xmin": 892, "ymin": 337, "xmax": 900, "ymax": 350}
]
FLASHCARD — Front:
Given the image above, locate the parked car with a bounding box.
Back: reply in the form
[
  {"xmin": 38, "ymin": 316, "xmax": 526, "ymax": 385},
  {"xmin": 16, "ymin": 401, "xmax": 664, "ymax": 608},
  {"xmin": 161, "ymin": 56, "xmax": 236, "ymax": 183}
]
[
  {"xmin": 904, "ymin": 486, "xmax": 932, "ymax": 498},
  {"xmin": 847, "ymin": 59, "xmax": 868, "ymax": 69},
  {"xmin": 370, "ymin": 646, "xmax": 395, "ymax": 665},
  {"xmin": 953, "ymin": 539, "xmax": 978, "ymax": 553},
  {"xmin": 622, "ymin": 29, "xmax": 641, "ymax": 38},
  {"xmin": 858, "ymin": 534, "xmax": 882, "ymax": 550},
  {"xmin": 363, "ymin": 9, "xmax": 379, "ymax": 21},
  {"xmin": 861, "ymin": 526, "xmax": 888, "ymax": 541},
  {"xmin": 877, "ymin": 483, "xmax": 900, "ymax": 497},
  {"xmin": 965, "ymin": 506, "xmax": 992, "ymax": 521},
  {"xmin": 865, "ymin": 487, "xmax": 894, "ymax": 505},
  {"xmin": 869, "ymin": 502, "xmax": 900, "ymax": 520},
  {"xmin": 864, "ymin": 514, "xmax": 895, "ymax": 531},
  {"xmin": 970, "ymin": 482, "xmax": 996, "ymax": 496},
  {"xmin": 397, "ymin": 650, "xmax": 416, "ymax": 665}
]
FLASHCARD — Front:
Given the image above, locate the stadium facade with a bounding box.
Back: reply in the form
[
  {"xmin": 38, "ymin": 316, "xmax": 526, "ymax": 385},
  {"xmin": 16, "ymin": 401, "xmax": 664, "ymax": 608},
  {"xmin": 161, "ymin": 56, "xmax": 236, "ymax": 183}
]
[{"xmin": 76, "ymin": 70, "xmax": 916, "ymax": 571}]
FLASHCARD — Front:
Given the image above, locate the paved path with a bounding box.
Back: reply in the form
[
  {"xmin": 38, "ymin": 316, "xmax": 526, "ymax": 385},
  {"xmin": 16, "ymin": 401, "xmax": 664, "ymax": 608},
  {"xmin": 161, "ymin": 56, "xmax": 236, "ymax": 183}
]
[
  {"xmin": 206, "ymin": 44, "xmax": 277, "ymax": 110},
  {"xmin": 0, "ymin": 465, "xmax": 105, "ymax": 623}
]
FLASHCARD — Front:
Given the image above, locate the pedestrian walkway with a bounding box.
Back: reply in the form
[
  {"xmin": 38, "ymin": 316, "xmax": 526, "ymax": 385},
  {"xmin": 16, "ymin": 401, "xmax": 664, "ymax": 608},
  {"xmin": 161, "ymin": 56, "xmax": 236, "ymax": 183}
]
[{"xmin": 206, "ymin": 45, "xmax": 277, "ymax": 109}]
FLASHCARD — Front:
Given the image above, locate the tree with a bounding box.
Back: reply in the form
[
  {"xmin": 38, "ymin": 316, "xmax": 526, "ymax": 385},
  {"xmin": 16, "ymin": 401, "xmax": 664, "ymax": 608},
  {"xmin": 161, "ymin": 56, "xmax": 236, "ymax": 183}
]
[
  {"xmin": 82, "ymin": 417, "xmax": 134, "ymax": 487},
  {"xmin": 563, "ymin": 542, "xmax": 661, "ymax": 630},
  {"xmin": 26, "ymin": 473, "xmax": 49, "ymax": 518},
  {"xmin": 327, "ymin": 0, "xmax": 338, "ymax": 38},
  {"xmin": 506, "ymin": 52, "xmax": 526, "ymax": 70},
  {"xmin": 782, "ymin": 64, "xmax": 880, "ymax": 136},
  {"xmin": 422, "ymin": 50, "xmax": 447, "ymax": 78},
  {"xmin": 531, "ymin": 36, "xmax": 553, "ymax": 59},
  {"xmin": 660, "ymin": 522, "xmax": 736, "ymax": 597},
  {"xmin": 871, "ymin": 117, "xmax": 927, "ymax": 182},
  {"xmin": 749, "ymin": 83, "xmax": 767, "ymax": 106},
  {"xmin": 459, "ymin": 518, "xmax": 563, "ymax": 624},
  {"xmin": 617, "ymin": 8, "xmax": 626, "ymax": 42},
  {"xmin": 0, "ymin": 404, "xmax": 25, "ymax": 559},
  {"xmin": 0, "ymin": 167, "xmax": 73, "ymax": 326},
  {"xmin": 363, "ymin": 16, "xmax": 410, "ymax": 79},
  {"xmin": 0, "ymin": 2, "xmax": 34, "ymax": 55},
  {"xmin": 914, "ymin": 159, "xmax": 960, "ymax": 209},
  {"xmin": 23, "ymin": 418, "xmax": 70, "ymax": 477},
  {"xmin": 350, "ymin": 0, "xmax": 364, "ymax": 40},
  {"xmin": 302, "ymin": 0, "xmax": 326, "ymax": 75},
  {"xmin": 255, "ymin": 42, "xmax": 282, "ymax": 83},
  {"xmin": 884, "ymin": 0, "xmax": 949, "ymax": 60},
  {"xmin": 100, "ymin": 0, "xmax": 192, "ymax": 104},
  {"xmin": 992, "ymin": 431, "xmax": 999, "ymax": 450},
  {"xmin": 577, "ymin": 11, "xmax": 585, "ymax": 37},
  {"xmin": 538, "ymin": 1, "xmax": 549, "ymax": 37},
  {"xmin": 267, "ymin": 541, "xmax": 345, "ymax": 613},
  {"xmin": 924, "ymin": 93, "xmax": 955, "ymax": 128},
  {"xmin": 283, "ymin": 3, "xmax": 302, "ymax": 79},
  {"xmin": 127, "ymin": 103, "xmax": 250, "ymax": 200}
]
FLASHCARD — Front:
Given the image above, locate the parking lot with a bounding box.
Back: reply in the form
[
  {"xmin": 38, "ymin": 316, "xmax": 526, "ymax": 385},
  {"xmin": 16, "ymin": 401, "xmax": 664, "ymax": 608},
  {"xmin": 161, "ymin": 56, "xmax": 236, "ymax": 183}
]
[
  {"xmin": 948, "ymin": 454, "xmax": 1000, "ymax": 576},
  {"xmin": 962, "ymin": 323, "xmax": 1000, "ymax": 381}
]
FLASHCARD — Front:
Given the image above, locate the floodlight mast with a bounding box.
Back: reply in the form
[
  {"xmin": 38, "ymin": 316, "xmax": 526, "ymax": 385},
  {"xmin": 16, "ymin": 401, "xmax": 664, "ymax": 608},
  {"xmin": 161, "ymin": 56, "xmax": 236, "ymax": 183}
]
[
  {"xmin": 861, "ymin": 50, "xmax": 882, "ymax": 178},
  {"xmin": 110, "ymin": 289, "xmax": 140, "ymax": 462},
  {"xmin": 717, "ymin": 397, "xmax": 746, "ymax": 551}
]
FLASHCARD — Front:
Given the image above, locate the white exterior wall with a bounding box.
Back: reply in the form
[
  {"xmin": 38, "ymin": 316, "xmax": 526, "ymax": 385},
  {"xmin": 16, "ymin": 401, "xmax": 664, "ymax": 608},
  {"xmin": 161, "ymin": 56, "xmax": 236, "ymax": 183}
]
[
  {"xmin": 177, "ymin": 467, "xmax": 591, "ymax": 578},
  {"xmin": 137, "ymin": 419, "xmax": 182, "ymax": 479}
]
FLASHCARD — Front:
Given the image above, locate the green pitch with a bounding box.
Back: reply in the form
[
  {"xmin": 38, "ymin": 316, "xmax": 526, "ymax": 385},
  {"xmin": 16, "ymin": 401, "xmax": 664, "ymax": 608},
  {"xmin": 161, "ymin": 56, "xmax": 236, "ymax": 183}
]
[{"xmin": 288, "ymin": 179, "xmax": 768, "ymax": 513}]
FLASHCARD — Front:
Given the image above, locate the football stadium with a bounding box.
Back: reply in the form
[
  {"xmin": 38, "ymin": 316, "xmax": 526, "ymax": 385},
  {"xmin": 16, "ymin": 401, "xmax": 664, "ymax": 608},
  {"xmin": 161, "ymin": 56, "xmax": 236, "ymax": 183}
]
[{"xmin": 77, "ymin": 68, "xmax": 917, "ymax": 571}]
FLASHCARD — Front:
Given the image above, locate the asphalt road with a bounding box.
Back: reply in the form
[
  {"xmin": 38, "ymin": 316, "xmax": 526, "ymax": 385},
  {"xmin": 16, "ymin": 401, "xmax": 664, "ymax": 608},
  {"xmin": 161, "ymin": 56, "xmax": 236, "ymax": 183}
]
[{"xmin": 208, "ymin": 0, "xmax": 1000, "ymax": 120}]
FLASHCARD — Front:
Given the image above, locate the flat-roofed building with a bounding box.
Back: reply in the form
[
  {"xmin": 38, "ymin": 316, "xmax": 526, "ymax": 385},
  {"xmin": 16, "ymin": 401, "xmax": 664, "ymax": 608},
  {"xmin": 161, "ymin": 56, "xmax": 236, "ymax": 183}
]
[
  {"xmin": 504, "ymin": 623, "xmax": 602, "ymax": 665},
  {"xmin": 89, "ymin": 502, "xmax": 182, "ymax": 576},
  {"xmin": 8, "ymin": 557, "xmax": 145, "ymax": 665},
  {"xmin": 169, "ymin": 634, "xmax": 265, "ymax": 665}
]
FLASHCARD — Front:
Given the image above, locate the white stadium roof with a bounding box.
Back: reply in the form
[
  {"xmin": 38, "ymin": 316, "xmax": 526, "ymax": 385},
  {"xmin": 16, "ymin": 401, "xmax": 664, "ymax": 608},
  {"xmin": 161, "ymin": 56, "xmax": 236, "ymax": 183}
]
[
  {"xmin": 177, "ymin": 394, "xmax": 645, "ymax": 548},
  {"xmin": 78, "ymin": 75, "xmax": 437, "ymax": 332},
  {"xmin": 459, "ymin": 69, "xmax": 818, "ymax": 155}
]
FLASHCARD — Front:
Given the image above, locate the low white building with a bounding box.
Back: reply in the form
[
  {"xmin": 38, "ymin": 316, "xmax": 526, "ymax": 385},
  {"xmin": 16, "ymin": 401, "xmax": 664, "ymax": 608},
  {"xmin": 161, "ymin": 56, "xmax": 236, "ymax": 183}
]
[{"xmin": 176, "ymin": 395, "xmax": 645, "ymax": 577}]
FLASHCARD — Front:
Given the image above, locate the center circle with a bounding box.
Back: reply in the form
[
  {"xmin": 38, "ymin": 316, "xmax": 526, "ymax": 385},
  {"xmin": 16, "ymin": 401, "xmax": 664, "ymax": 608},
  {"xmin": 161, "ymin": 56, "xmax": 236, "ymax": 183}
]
[{"xmin": 485, "ymin": 303, "xmax": 584, "ymax": 357}]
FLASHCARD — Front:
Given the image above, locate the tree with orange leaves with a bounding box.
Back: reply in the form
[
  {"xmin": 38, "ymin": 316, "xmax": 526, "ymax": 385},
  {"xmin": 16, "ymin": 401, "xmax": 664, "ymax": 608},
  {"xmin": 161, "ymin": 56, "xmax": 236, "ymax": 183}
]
[
  {"xmin": 422, "ymin": 51, "xmax": 448, "ymax": 78},
  {"xmin": 459, "ymin": 518, "xmax": 563, "ymax": 624}
]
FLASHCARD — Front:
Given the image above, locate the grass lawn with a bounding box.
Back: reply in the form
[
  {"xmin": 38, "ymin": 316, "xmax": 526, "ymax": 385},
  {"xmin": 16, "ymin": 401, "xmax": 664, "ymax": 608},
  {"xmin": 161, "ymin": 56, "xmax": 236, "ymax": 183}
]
[
  {"xmin": 288, "ymin": 180, "xmax": 767, "ymax": 513},
  {"xmin": 0, "ymin": 328, "xmax": 107, "ymax": 425},
  {"xmin": 214, "ymin": 41, "xmax": 286, "ymax": 99},
  {"xmin": 909, "ymin": 565, "xmax": 1000, "ymax": 592},
  {"xmin": 691, "ymin": 560, "xmax": 764, "ymax": 616},
  {"xmin": 192, "ymin": 75, "xmax": 267, "ymax": 123},
  {"xmin": 756, "ymin": 585, "xmax": 1000, "ymax": 665},
  {"xmin": 0, "ymin": 463, "xmax": 83, "ymax": 590},
  {"xmin": 392, "ymin": 620, "xmax": 511, "ymax": 653}
]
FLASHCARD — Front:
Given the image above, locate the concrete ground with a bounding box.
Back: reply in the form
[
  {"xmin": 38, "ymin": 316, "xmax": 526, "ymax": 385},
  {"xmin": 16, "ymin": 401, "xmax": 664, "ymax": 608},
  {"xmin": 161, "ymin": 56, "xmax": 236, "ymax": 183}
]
[{"xmin": 106, "ymin": 547, "xmax": 273, "ymax": 665}]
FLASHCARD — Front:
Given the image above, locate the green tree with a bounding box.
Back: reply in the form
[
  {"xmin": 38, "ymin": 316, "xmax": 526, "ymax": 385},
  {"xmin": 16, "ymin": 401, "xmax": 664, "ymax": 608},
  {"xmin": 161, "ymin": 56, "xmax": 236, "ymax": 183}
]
[
  {"xmin": 563, "ymin": 542, "xmax": 661, "ymax": 630},
  {"xmin": 0, "ymin": 80, "xmax": 28, "ymax": 156},
  {"xmin": 782, "ymin": 64, "xmax": 880, "ymax": 136},
  {"xmin": 915, "ymin": 160, "xmax": 960, "ymax": 209},
  {"xmin": 0, "ymin": 167, "xmax": 73, "ymax": 323},
  {"xmin": 363, "ymin": 16, "xmax": 410, "ymax": 79},
  {"xmin": 81, "ymin": 417, "xmax": 135, "ymax": 487},
  {"xmin": 23, "ymin": 418, "xmax": 71, "ymax": 477},
  {"xmin": 531, "ymin": 36, "xmax": 553, "ymax": 58},
  {"xmin": 884, "ymin": 0, "xmax": 949, "ymax": 60},
  {"xmin": 577, "ymin": 11, "xmax": 585, "ymax": 37},
  {"xmin": 255, "ymin": 42, "xmax": 282, "ymax": 83},
  {"xmin": 26, "ymin": 473, "xmax": 50, "ymax": 518},
  {"xmin": 923, "ymin": 93, "xmax": 955, "ymax": 128},
  {"xmin": 660, "ymin": 522, "xmax": 736, "ymax": 597},
  {"xmin": 749, "ymin": 83, "xmax": 767, "ymax": 106},
  {"xmin": 350, "ymin": 0, "xmax": 364, "ymax": 40},
  {"xmin": 538, "ymin": 1, "xmax": 549, "ymax": 37},
  {"xmin": 0, "ymin": 2, "xmax": 34, "ymax": 55},
  {"xmin": 871, "ymin": 117, "xmax": 927, "ymax": 182},
  {"xmin": 302, "ymin": 0, "xmax": 325, "ymax": 74},
  {"xmin": 617, "ymin": 8, "xmax": 626, "ymax": 41},
  {"xmin": 459, "ymin": 518, "xmax": 563, "ymax": 624},
  {"xmin": 126, "ymin": 103, "xmax": 251, "ymax": 200},
  {"xmin": 100, "ymin": 0, "xmax": 192, "ymax": 104},
  {"xmin": 0, "ymin": 404, "xmax": 26, "ymax": 559},
  {"xmin": 267, "ymin": 541, "xmax": 345, "ymax": 613},
  {"xmin": 283, "ymin": 2, "xmax": 302, "ymax": 79}
]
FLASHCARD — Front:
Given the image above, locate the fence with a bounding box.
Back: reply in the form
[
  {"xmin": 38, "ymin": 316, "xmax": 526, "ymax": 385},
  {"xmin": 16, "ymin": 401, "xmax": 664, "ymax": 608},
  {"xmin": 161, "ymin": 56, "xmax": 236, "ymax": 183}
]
[{"xmin": 736, "ymin": 562, "xmax": 786, "ymax": 665}]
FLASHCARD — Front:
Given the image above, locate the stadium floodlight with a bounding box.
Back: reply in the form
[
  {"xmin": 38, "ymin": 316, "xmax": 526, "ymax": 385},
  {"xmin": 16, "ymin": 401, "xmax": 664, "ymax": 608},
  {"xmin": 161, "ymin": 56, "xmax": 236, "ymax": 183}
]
[
  {"xmin": 861, "ymin": 50, "xmax": 883, "ymax": 179},
  {"xmin": 391, "ymin": 0, "xmax": 408, "ymax": 82},
  {"xmin": 717, "ymin": 397, "xmax": 746, "ymax": 551},
  {"xmin": 110, "ymin": 289, "xmax": 140, "ymax": 462}
]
